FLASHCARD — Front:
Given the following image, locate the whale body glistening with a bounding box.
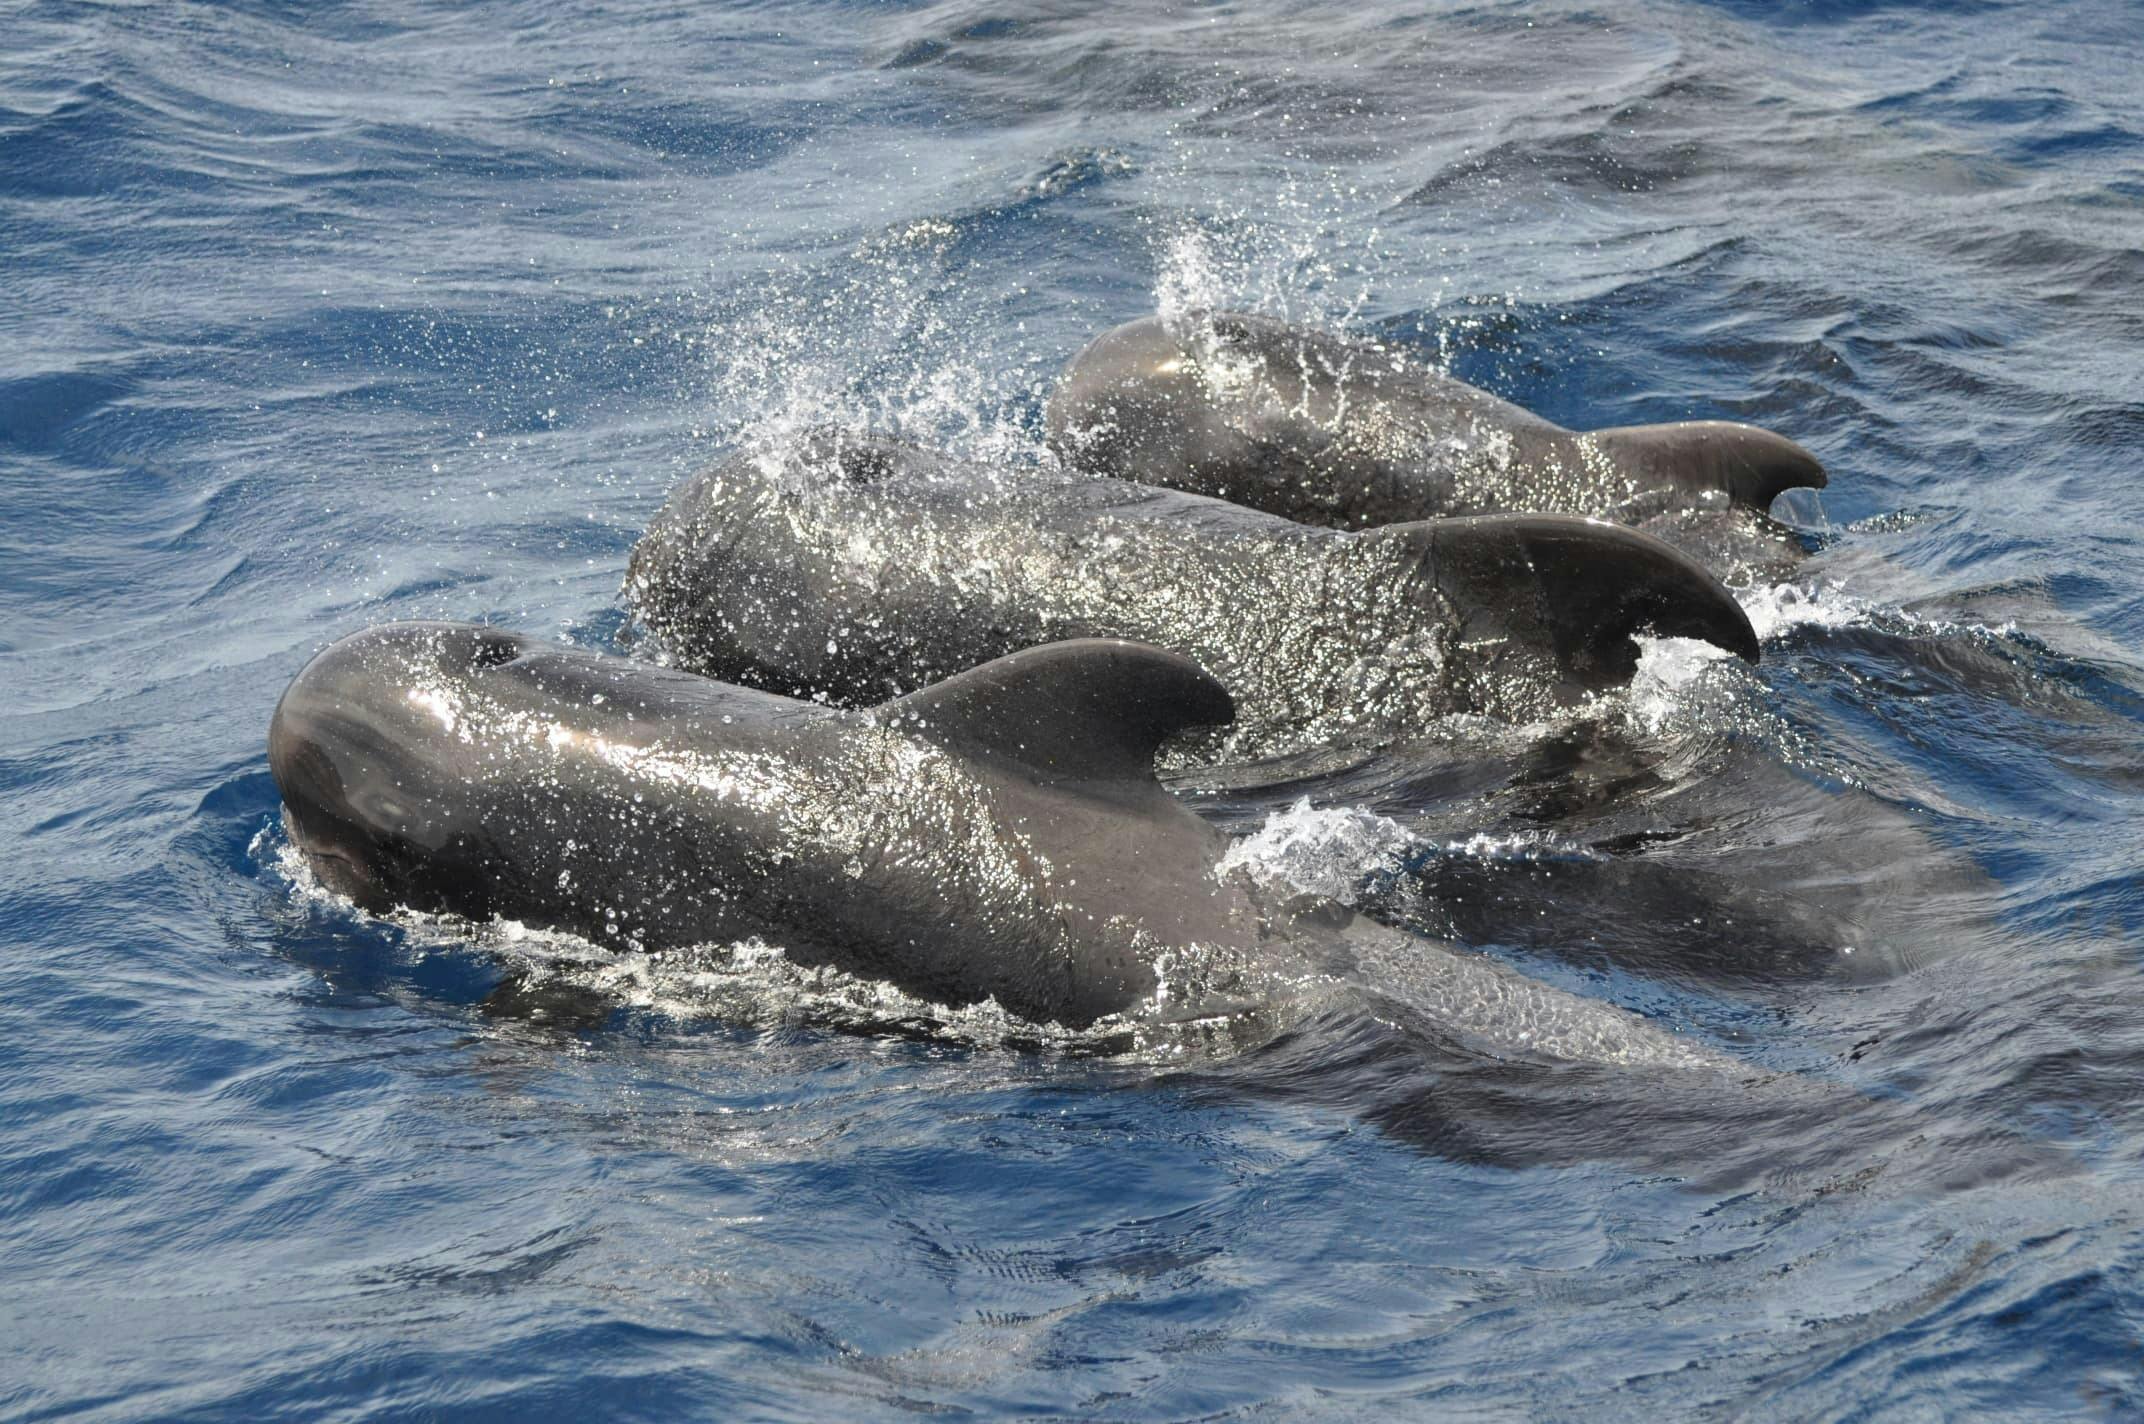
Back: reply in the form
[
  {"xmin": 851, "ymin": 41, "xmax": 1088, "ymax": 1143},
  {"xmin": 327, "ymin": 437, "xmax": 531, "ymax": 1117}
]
[
  {"xmin": 1046, "ymin": 311, "xmax": 1825, "ymax": 576},
  {"xmin": 625, "ymin": 429, "xmax": 1760, "ymax": 762}
]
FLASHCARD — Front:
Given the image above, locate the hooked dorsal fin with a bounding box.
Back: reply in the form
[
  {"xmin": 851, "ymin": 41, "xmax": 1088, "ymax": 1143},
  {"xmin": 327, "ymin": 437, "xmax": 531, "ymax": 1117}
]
[
  {"xmin": 878, "ymin": 639, "xmax": 1235, "ymax": 784},
  {"xmin": 1590, "ymin": 421, "xmax": 1827, "ymax": 513},
  {"xmin": 1364, "ymin": 514, "xmax": 1759, "ymax": 692}
]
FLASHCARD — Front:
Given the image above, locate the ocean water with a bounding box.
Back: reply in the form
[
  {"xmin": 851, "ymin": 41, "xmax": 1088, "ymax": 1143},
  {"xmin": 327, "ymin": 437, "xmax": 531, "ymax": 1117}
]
[{"xmin": 5, "ymin": 0, "xmax": 2144, "ymax": 1417}]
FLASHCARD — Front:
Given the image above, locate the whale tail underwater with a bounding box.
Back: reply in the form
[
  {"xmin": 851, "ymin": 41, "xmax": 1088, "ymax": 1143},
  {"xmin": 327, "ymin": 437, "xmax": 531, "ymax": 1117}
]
[{"xmin": 1045, "ymin": 311, "xmax": 1827, "ymax": 530}]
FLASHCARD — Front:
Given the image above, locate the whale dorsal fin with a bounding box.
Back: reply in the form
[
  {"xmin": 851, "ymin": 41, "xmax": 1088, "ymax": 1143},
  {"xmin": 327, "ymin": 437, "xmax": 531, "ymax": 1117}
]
[
  {"xmin": 1589, "ymin": 421, "xmax": 1827, "ymax": 512},
  {"xmin": 878, "ymin": 639, "xmax": 1235, "ymax": 784},
  {"xmin": 1363, "ymin": 514, "xmax": 1760, "ymax": 691}
]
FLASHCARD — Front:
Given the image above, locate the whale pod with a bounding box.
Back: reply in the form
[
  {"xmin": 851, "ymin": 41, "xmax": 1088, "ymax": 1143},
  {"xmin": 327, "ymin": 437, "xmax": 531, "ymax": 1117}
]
[
  {"xmin": 625, "ymin": 430, "xmax": 1758, "ymax": 759},
  {"xmin": 1046, "ymin": 311, "xmax": 1825, "ymax": 554},
  {"xmin": 270, "ymin": 621, "xmax": 1735, "ymax": 1069}
]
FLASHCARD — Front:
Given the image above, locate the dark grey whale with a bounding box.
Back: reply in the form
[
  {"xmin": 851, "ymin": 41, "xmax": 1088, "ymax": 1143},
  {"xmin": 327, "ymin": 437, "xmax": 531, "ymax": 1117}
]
[
  {"xmin": 268, "ymin": 621, "xmax": 1735, "ymax": 1067},
  {"xmin": 1046, "ymin": 312, "xmax": 1826, "ymax": 575},
  {"xmin": 624, "ymin": 430, "xmax": 1759, "ymax": 762}
]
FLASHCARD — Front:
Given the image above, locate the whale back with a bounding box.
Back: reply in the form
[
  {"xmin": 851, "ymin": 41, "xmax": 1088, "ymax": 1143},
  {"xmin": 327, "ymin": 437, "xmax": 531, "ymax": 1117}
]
[
  {"xmin": 1048, "ymin": 313, "xmax": 1828, "ymax": 535},
  {"xmin": 271, "ymin": 624, "xmax": 1269, "ymax": 1027},
  {"xmin": 1046, "ymin": 311, "xmax": 1560, "ymax": 527},
  {"xmin": 268, "ymin": 626, "xmax": 1757, "ymax": 1061}
]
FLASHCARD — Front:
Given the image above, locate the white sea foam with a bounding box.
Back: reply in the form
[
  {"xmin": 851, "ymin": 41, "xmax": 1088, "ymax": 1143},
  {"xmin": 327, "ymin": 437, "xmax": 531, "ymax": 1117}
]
[
  {"xmin": 1216, "ymin": 796, "xmax": 1418, "ymax": 904},
  {"xmin": 1624, "ymin": 634, "xmax": 1742, "ymax": 734},
  {"xmin": 1738, "ymin": 580, "xmax": 1870, "ymax": 641},
  {"xmin": 1433, "ymin": 829, "xmax": 1595, "ymax": 863},
  {"xmin": 1156, "ymin": 228, "xmax": 1233, "ymax": 327},
  {"xmin": 1616, "ymin": 580, "xmax": 1902, "ymax": 736},
  {"xmin": 703, "ymin": 216, "xmax": 1057, "ymax": 481},
  {"xmin": 1739, "ymin": 578, "xmax": 2024, "ymax": 650}
]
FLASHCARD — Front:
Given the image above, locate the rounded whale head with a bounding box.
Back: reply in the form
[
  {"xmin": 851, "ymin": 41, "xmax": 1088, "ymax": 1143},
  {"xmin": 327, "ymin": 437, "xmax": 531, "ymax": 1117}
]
[
  {"xmin": 1045, "ymin": 313, "xmax": 1259, "ymax": 489},
  {"xmin": 269, "ymin": 622, "xmax": 537, "ymax": 912}
]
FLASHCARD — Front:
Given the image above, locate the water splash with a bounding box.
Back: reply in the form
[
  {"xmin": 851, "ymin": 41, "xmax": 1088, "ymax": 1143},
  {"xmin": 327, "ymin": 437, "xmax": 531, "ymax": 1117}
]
[
  {"xmin": 698, "ymin": 217, "xmax": 1056, "ymax": 476},
  {"xmin": 1216, "ymin": 795, "xmax": 1417, "ymax": 904},
  {"xmin": 1741, "ymin": 580, "xmax": 1874, "ymax": 641}
]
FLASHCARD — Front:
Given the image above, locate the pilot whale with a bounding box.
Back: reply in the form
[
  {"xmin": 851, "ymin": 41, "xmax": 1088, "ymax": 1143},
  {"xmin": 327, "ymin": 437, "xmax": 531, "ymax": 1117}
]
[
  {"xmin": 624, "ymin": 430, "xmax": 1760, "ymax": 761},
  {"xmin": 1046, "ymin": 311, "xmax": 1826, "ymax": 573},
  {"xmin": 269, "ymin": 621, "xmax": 1735, "ymax": 1068}
]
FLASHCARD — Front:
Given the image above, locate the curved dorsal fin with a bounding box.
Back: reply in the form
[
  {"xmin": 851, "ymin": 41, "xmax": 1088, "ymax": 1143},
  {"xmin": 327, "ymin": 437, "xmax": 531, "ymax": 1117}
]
[
  {"xmin": 877, "ymin": 640, "xmax": 1235, "ymax": 784},
  {"xmin": 1362, "ymin": 514, "xmax": 1760, "ymax": 691},
  {"xmin": 1590, "ymin": 421, "xmax": 1827, "ymax": 512}
]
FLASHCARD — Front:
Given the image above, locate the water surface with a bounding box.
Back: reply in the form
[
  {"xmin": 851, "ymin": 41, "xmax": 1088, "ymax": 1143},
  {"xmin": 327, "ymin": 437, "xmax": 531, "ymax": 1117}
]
[{"xmin": 4, "ymin": 1, "xmax": 2143, "ymax": 1417}]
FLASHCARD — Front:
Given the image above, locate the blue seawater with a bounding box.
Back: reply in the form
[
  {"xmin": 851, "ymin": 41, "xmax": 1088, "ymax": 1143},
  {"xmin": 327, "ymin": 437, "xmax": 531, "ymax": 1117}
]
[{"xmin": 5, "ymin": 1, "xmax": 2143, "ymax": 1417}]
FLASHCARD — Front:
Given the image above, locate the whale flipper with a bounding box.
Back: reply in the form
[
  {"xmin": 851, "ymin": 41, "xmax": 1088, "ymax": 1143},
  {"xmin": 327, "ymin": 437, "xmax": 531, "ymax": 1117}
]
[
  {"xmin": 1366, "ymin": 515, "xmax": 1761, "ymax": 700},
  {"xmin": 880, "ymin": 639, "xmax": 1236, "ymax": 785},
  {"xmin": 1589, "ymin": 421, "xmax": 1828, "ymax": 513}
]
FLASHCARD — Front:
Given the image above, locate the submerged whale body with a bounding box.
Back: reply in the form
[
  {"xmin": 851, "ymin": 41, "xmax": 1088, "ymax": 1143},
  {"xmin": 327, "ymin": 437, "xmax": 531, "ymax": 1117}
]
[
  {"xmin": 1047, "ymin": 312, "xmax": 1826, "ymax": 576},
  {"xmin": 625, "ymin": 430, "xmax": 1759, "ymax": 762},
  {"xmin": 269, "ymin": 621, "xmax": 1735, "ymax": 1068}
]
